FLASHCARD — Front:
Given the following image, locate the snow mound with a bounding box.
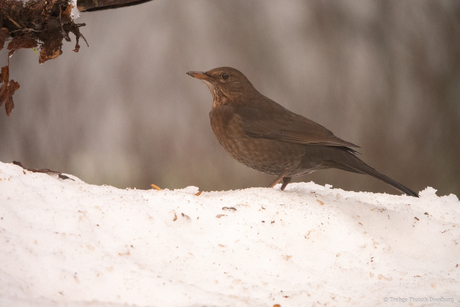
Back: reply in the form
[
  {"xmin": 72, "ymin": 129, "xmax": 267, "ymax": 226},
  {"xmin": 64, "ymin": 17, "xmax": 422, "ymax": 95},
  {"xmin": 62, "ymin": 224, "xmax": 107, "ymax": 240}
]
[{"xmin": 0, "ymin": 161, "xmax": 459, "ymax": 306}]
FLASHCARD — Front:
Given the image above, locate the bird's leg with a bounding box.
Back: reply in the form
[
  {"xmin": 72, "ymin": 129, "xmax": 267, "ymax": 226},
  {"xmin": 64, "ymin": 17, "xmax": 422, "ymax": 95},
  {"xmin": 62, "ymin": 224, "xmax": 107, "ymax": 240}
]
[
  {"xmin": 268, "ymin": 170, "xmax": 289, "ymax": 189},
  {"xmin": 280, "ymin": 177, "xmax": 292, "ymax": 191}
]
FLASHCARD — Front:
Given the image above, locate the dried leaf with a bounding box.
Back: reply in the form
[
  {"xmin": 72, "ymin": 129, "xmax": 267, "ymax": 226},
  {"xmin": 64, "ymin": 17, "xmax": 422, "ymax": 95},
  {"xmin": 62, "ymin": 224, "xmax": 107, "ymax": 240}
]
[
  {"xmin": 39, "ymin": 31, "xmax": 63, "ymax": 64},
  {"xmin": 7, "ymin": 36, "xmax": 38, "ymax": 57},
  {"xmin": 0, "ymin": 28, "xmax": 9, "ymax": 51},
  {"xmin": 0, "ymin": 0, "xmax": 159, "ymax": 115},
  {"xmin": 0, "ymin": 66, "xmax": 20, "ymax": 116},
  {"xmin": 69, "ymin": 25, "xmax": 89, "ymax": 52}
]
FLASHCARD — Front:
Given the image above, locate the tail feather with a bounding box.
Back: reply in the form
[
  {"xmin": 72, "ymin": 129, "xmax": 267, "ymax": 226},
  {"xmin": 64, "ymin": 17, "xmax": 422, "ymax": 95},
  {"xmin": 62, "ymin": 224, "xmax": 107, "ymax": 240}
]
[{"xmin": 336, "ymin": 153, "xmax": 419, "ymax": 197}]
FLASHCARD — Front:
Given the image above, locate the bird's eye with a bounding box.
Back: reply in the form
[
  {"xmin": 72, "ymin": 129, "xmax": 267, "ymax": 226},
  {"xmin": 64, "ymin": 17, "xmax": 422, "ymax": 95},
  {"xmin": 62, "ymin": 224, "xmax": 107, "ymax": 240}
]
[{"xmin": 222, "ymin": 73, "xmax": 229, "ymax": 80}]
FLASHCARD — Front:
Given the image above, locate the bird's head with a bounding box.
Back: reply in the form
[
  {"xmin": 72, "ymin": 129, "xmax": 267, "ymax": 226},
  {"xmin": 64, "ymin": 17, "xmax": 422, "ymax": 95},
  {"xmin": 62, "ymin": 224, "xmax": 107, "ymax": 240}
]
[{"xmin": 187, "ymin": 67, "xmax": 257, "ymax": 107}]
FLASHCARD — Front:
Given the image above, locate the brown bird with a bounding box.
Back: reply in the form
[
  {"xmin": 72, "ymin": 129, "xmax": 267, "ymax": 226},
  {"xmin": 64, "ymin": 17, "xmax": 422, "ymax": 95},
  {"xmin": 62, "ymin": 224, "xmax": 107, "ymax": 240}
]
[{"xmin": 187, "ymin": 67, "xmax": 418, "ymax": 197}]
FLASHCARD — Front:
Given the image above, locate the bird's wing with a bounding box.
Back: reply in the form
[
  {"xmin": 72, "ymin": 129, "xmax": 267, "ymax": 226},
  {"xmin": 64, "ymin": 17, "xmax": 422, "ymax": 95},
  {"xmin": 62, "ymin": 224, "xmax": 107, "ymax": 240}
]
[{"xmin": 234, "ymin": 99, "xmax": 360, "ymax": 148}]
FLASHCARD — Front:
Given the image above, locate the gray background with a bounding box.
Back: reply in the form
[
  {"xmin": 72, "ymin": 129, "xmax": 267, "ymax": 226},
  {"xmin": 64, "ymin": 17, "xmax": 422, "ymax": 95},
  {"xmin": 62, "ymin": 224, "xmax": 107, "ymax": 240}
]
[{"xmin": 1, "ymin": 1, "xmax": 459, "ymax": 196}]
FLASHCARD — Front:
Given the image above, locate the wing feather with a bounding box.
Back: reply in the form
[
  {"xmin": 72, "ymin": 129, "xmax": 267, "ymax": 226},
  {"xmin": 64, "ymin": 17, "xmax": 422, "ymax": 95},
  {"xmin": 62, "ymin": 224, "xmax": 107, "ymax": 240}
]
[{"xmin": 234, "ymin": 97, "xmax": 359, "ymax": 149}]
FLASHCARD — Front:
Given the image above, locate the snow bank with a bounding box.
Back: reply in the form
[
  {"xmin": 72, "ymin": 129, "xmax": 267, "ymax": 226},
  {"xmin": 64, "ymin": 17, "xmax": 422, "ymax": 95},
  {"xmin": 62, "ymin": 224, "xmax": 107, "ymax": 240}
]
[{"xmin": 0, "ymin": 161, "xmax": 459, "ymax": 306}]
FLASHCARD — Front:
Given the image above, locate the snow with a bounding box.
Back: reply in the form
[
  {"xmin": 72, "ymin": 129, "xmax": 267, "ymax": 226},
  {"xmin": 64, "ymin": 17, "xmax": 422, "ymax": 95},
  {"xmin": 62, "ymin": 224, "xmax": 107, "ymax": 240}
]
[
  {"xmin": 0, "ymin": 161, "xmax": 459, "ymax": 306},
  {"xmin": 70, "ymin": 0, "xmax": 80, "ymax": 19}
]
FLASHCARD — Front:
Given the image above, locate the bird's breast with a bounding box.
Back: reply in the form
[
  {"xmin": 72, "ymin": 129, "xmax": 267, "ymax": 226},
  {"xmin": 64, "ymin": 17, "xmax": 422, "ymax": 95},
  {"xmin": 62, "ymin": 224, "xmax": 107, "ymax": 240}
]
[
  {"xmin": 209, "ymin": 106, "xmax": 306, "ymax": 176},
  {"xmin": 210, "ymin": 106, "xmax": 245, "ymax": 155}
]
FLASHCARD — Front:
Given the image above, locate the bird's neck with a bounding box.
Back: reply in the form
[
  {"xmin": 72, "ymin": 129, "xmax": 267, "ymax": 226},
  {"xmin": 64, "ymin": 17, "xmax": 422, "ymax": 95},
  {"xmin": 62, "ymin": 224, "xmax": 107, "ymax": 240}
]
[{"xmin": 211, "ymin": 88, "xmax": 260, "ymax": 108}]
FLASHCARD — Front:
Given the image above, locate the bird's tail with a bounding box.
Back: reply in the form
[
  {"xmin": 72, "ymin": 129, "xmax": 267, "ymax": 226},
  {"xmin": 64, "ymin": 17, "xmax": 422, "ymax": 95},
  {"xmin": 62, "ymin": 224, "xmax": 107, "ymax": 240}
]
[{"xmin": 334, "ymin": 150, "xmax": 419, "ymax": 197}]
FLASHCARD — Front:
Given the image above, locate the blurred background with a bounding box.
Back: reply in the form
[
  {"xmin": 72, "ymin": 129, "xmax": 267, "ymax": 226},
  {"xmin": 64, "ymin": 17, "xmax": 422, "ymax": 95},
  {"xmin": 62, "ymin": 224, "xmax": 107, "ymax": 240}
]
[{"xmin": 1, "ymin": 0, "xmax": 459, "ymax": 196}]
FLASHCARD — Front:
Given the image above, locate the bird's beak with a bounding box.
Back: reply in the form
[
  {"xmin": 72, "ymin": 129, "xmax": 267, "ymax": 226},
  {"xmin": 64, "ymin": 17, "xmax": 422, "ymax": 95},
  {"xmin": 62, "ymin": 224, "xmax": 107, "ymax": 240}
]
[{"xmin": 186, "ymin": 71, "xmax": 210, "ymax": 80}]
